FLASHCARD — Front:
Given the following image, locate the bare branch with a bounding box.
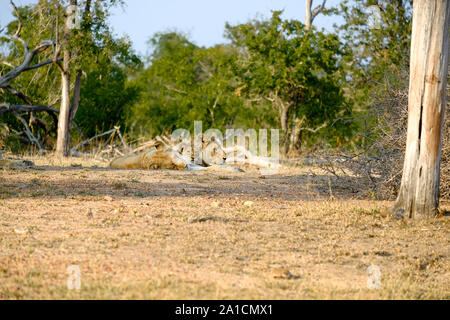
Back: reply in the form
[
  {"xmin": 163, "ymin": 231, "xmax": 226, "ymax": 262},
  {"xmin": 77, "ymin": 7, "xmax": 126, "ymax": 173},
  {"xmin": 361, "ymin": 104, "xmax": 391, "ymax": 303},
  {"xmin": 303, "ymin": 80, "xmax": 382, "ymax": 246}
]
[
  {"xmin": 0, "ymin": 1, "xmax": 55, "ymax": 89},
  {"xmin": 0, "ymin": 40, "xmax": 54, "ymax": 88},
  {"xmin": 298, "ymin": 121, "xmax": 328, "ymax": 133},
  {"xmin": 0, "ymin": 103, "xmax": 59, "ymax": 115},
  {"xmin": 23, "ymin": 57, "xmax": 61, "ymax": 72},
  {"xmin": 114, "ymin": 126, "xmax": 130, "ymax": 151},
  {"xmin": 0, "ymin": 61, "xmax": 15, "ymax": 69},
  {"xmin": 0, "ymin": 102, "xmax": 59, "ymax": 134},
  {"xmin": 291, "ymin": 115, "xmax": 329, "ymax": 134},
  {"xmin": 4, "ymin": 85, "xmax": 33, "ymax": 105},
  {"xmin": 70, "ymin": 128, "xmax": 116, "ymax": 154},
  {"xmin": 10, "ymin": 0, "xmax": 26, "ymax": 51},
  {"xmin": 12, "ymin": 110, "xmax": 43, "ymax": 150},
  {"xmin": 164, "ymin": 84, "xmax": 188, "ymax": 95},
  {"xmin": 311, "ymin": 0, "xmax": 327, "ymax": 24}
]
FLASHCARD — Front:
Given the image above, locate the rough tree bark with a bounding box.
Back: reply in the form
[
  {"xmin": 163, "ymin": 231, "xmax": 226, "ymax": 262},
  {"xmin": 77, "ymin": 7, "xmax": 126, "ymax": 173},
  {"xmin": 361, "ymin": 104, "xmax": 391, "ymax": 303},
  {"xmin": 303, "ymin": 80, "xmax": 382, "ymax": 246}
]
[
  {"xmin": 55, "ymin": 0, "xmax": 77, "ymax": 156},
  {"xmin": 390, "ymin": 0, "xmax": 450, "ymax": 219},
  {"xmin": 55, "ymin": 0, "xmax": 91, "ymax": 157},
  {"xmin": 66, "ymin": 71, "xmax": 82, "ymax": 147},
  {"xmin": 290, "ymin": 118, "xmax": 302, "ymax": 152}
]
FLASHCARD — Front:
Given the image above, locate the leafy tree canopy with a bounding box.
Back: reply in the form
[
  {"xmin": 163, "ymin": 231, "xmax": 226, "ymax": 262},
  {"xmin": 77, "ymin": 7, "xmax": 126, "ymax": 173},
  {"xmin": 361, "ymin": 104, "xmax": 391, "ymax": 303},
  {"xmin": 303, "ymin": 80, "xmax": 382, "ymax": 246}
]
[
  {"xmin": 0, "ymin": 0, "xmax": 142, "ymax": 139},
  {"xmin": 225, "ymin": 11, "xmax": 354, "ymax": 146}
]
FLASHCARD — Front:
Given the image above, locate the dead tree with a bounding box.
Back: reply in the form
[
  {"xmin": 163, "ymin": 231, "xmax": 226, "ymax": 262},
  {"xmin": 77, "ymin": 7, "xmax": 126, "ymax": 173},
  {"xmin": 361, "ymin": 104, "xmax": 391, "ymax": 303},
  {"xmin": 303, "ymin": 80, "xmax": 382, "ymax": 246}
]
[
  {"xmin": 305, "ymin": 0, "xmax": 327, "ymax": 30},
  {"xmin": 0, "ymin": 0, "xmax": 57, "ymax": 151},
  {"xmin": 390, "ymin": 0, "xmax": 450, "ymax": 219},
  {"xmin": 55, "ymin": 0, "xmax": 91, "ymax": 157}
]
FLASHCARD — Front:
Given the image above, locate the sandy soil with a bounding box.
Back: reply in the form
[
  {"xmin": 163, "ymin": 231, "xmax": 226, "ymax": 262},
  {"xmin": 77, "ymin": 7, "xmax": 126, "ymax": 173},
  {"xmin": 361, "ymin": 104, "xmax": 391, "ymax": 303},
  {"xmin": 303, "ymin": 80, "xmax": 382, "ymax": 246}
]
[{"xmin": 0, "ymin": 156, "xmax": 448, "ymax": 299}]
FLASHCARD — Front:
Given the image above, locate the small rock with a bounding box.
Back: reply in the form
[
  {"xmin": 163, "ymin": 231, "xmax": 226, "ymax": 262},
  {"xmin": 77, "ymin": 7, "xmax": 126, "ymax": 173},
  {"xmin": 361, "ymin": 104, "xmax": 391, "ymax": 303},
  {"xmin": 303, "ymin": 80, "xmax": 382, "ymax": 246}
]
[
  {"xmin": 211, "ymin": 201, "xmax": 220, "ymax": 208},
  {"xmin": 14, "ymin": 228, "xmax": 28, "ymax": 235},
  {"xmin": 270, "ymin": 267, "xmax": 298, "ymax": 280},
  {"xmin": 244, "ymin": 201, "xmax": 255, "ymax": 207},
  {"xmin": 236, "ymin": 256, "xmax": 249, "ymax": 261}
]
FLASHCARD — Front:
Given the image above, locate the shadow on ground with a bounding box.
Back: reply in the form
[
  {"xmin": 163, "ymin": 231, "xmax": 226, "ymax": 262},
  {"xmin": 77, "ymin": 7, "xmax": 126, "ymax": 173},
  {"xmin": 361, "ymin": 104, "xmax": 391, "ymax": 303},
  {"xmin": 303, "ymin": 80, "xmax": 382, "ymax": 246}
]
[{"xmin": 0, "ymin": 164, "xmax": 372, "ymax": 201}]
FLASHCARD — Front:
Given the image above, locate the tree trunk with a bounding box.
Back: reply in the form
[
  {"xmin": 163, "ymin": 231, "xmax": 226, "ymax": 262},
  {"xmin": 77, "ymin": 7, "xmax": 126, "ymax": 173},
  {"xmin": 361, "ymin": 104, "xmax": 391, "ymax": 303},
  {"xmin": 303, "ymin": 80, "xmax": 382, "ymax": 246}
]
[
  {"xmin": 290, "ymin": 120, "xmax": 302, "ymax": 153},
  {"xmin": 289, "ymin": 115, "xmax": 303, "ymax": 154},
  {"xmin": 65, "ymin": 0, "xmax": 90, "ymax": 150},
  {"xmin": 55, "ymin": 0, "xmax": 77, "ymax": 157},
  {"xmin": 280, "ymin": 106, "xmax": 289, "ymax": 132},
  {"xmin": 305, "ymin": 0, "xmax": 313, "ymax": 30},
  {"xmin": 297, "ymin": 0, "xmax": 326, "ymax": 152},
  {"xmin": 65, "ymin": 71, "xmax": 82, "ymax": 147},
  {"xmin": 390, "ymin": 0, "xmax": 450, "ymax": 219},
  {"xmin": 56, "ymin": 64, "xmax": 71, "ymax": 156},
  {"xmin": 305, "ymin": 0, "xmax": 326, "ymax": 30},
  {"xmin": 280, "ymin": 105, "xmax": 290, "ymax": 155}
]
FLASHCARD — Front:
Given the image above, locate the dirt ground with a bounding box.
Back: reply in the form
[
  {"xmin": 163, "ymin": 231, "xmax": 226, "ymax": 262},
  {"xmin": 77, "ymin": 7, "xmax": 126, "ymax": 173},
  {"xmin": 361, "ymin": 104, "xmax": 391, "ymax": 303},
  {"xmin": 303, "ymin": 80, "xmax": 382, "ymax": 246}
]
[{"xmin": 0, "ymin": 156, "xmax": 449, "ymax": 300}]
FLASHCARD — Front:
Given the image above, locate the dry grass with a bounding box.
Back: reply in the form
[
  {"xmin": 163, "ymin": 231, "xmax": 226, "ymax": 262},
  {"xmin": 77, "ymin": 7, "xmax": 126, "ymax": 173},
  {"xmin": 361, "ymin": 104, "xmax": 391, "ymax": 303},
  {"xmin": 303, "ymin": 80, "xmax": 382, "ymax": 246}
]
[
  {"xmin": 0, "ymin": 156, "xmax": 449, "ymax": 300},
  {"xmin": 317, "ymin": 77, "xmax": 450, "ymax": 201}
]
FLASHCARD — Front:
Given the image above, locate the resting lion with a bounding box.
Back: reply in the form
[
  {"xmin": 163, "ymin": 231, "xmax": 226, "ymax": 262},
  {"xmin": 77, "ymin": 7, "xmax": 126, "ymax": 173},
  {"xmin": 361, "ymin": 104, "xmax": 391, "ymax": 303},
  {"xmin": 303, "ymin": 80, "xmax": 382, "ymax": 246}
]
[
  {"xmin": 109, "ymin": 136, "xmax": 278, "ymax": 173},
  {"xmin": 110, "ymin": 147, "xmax": 187, "ymax": 170},
  {"xmin": 109, "ymin": 140, "xmax": 245, "ymax": 172}
]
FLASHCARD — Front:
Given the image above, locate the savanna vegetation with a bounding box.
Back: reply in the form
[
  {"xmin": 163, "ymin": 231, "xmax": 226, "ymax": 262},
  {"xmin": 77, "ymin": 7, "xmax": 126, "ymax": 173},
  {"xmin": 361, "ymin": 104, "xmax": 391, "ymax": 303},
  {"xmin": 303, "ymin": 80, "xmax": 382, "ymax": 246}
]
[
  {"xmin": 0, "ymin": 1, "xmax": 409, "ymax": 154},
  {"xmin": 0, "ymin": 0, "xmax": 449, "ymax": 300}
]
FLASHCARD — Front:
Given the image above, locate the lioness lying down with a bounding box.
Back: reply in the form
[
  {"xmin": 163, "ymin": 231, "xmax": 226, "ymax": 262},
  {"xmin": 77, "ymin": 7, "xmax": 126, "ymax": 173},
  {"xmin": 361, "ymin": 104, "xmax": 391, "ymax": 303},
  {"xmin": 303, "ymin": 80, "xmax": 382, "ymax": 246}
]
[
  {"xmin": 110, "ymin": 148, "xmax": 188, "ymax": 170},
  {"xmin": 109, "ymin": 141, "xmax": 250, "ymax": 172},
  {"xmin": 109, "ymin": 136, "xmax": 279, "ymax": 172}
]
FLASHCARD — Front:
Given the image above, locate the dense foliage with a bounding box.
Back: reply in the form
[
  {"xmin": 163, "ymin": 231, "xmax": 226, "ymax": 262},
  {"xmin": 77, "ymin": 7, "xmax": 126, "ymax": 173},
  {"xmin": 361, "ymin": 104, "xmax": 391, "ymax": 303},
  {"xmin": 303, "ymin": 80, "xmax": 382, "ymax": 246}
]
[
  {"xmin": 0, "ymin": 1, "xmax": 420, "ymax": 156},
  {"xmin": 128, "ymin": 12, "xmax": 354, "ymax": 152},
  {"xmin": 225, "ymin": 11, "xmax": 354, "ymax": 149},
  {"xmin": 0, "ymin": 0, "xmax": 141, "ymax": 142},
  {"xmin": 127, "ymin": 32, "xmax": 245, "ymax": 136}
]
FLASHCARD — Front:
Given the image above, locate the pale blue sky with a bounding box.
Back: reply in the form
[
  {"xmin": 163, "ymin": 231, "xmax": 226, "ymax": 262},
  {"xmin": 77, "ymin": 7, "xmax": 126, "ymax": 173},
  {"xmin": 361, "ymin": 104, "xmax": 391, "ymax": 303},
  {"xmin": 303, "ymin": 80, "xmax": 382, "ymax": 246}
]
[{"xmin": 0, "ymin": 0, "xmax": 343, "ymax": 55}]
